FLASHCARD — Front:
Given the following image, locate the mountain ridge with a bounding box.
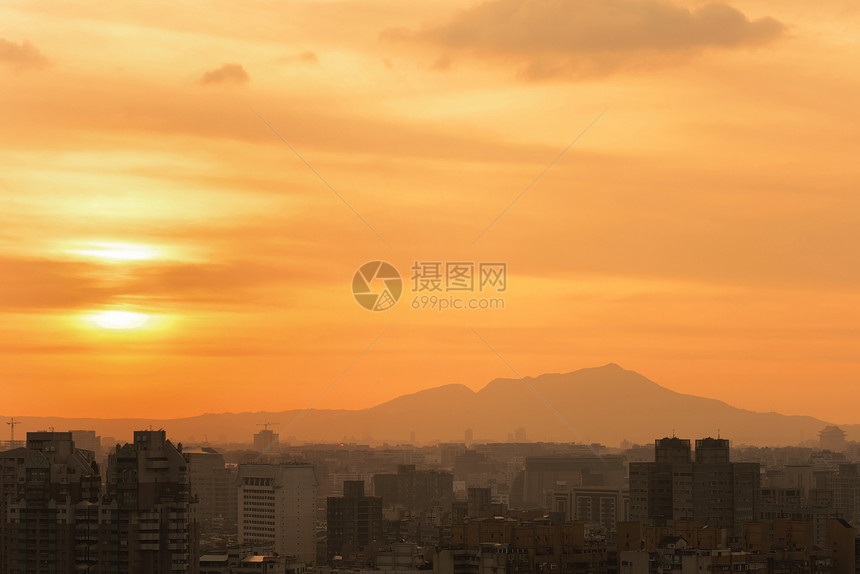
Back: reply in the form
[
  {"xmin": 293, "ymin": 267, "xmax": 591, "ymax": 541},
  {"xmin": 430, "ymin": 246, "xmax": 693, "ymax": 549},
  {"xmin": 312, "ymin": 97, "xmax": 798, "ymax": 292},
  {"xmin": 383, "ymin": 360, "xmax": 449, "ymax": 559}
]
[{"xmin": 2, "ymin": 364, "xmax": 856, "ymax": 446}]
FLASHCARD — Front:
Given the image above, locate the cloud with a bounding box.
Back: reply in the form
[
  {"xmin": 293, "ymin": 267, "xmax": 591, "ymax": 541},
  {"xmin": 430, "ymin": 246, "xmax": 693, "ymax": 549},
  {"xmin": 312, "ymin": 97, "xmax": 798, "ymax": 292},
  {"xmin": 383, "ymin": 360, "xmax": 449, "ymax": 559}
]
[
  {"xmin": 198, "ymin": 63, "xmax": 249, "ymax": 86},
  {"xmin": 121, "ymin": 260, "xmax": 318, "ymax": 305},
  {"xmin": 275, "ymin": 51, "xmax": 320, "ymax": 66},
  {"xmin": 0, "ymin": 257, "xmax": 110, "ymax": 310},
  {"xmin": 385, "ymin": 0, "xmax": 784, "ymax": 78},
  {"xmin": 0, "ymin": 252, "xmax": 338, "ymax": 313},
  {"xmin": 0, "ymin": 38, "xmax": 50, "ymax": 70},
  {"xmin": 0, "ymin": 71, "xmax": 580, "ymax": 164},
  {"xmin": 294, "ymin": 51, "xmax": 318, "ymax": 64}
]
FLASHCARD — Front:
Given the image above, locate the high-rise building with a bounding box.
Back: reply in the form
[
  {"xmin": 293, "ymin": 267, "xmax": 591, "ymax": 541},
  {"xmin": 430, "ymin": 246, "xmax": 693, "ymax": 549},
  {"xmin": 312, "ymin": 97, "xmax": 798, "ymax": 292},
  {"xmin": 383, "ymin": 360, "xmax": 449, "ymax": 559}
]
[
  {"xmin": 236, "ymin": 463, "xmax": 318, "ymax": 564},
  {"xmin": 1, "ymin": 430, "xmax": 198, "ymax": 573},
  {"xmin": 371, "ymin": 464, "xmax": 454, "ymax": 514},
  {"xmin": 0, "ymin": 431, "xmax": 101, "ymax": 573},
  {"xmin": 629, "ymin": 438, "xmax": 694, "ymax": 524},
  {"xmin": 326, "ymin": 480, "xmax": 382, "ymax": 562},
  {"xmin": 571, "ymin": 486, "xmax": 629, "ymax": 531},
  {"xmin": 185, "ymin": 446, "xmax": 238, "ymax": 533},
  {"xmin": 831, "ymin": 464, "xmax": 860, "ymax": 524},
  {"xmin": 629, "ymin": 437, "xmax": 760, "ymax": 537},
  {"xmin": 828, "ymin": 518, "xmax": 856, "ymax": 574},
  {"xmin": 467, "ymin": 487, "xmax": 492, "ymax": 518},
  {"xmin": 253, "ymin": 429, "xmax": 280, "ymax": 453},
  {"xmin": 522, "ymin": 453, "xmax": 626, "ymax": 507},
  {"xmin": 692, "ymin": 438, "xmax": 735, "ymax": 531},
  {"xmin": 439, "ymin": 444, "xmax": 466, "ymax": 469},
  {"xmin": 99, "ymin": 430, "xmax": 198, "ymax": 572},
  {"xmin": 655, "ymin": 437, "xmax": 692, "ymax": 465},
  {"xmin": 69, "ymin": 429, "xmax": 101, "ymax": 454}
]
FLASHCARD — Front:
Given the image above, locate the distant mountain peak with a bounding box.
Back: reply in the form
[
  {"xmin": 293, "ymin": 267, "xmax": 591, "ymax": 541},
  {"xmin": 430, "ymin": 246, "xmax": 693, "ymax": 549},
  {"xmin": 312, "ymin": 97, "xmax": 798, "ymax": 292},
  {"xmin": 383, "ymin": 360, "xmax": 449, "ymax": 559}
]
[
  {"xmin": 599, "ymin": 362, "xmax": 623, "ymax": 369},
  {"xmin": 5, "ymin": 364, "xmax": 848, "ymax": 446}
]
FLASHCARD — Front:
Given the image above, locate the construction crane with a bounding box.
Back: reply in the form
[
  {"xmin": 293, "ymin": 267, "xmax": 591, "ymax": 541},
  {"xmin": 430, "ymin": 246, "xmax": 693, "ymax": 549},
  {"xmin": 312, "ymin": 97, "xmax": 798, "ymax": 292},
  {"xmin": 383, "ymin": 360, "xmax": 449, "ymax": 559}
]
[
  {"xmin": 7, "ymin": 417, "xmax": 19, "ymax": 443},
  {"xmin": 257, "ymin": 422, "xmax": 279, "ymax": 431}
]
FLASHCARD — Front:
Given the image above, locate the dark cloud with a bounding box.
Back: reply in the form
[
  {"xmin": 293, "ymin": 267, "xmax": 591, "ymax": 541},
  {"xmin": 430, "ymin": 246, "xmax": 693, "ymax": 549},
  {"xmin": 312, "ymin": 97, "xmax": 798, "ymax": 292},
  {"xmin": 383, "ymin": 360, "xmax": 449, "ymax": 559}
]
[
  {"xmin": 0, "ymin": 256, "xmax": 243, "ymax": 312},
  {"xmin": 385, "ymin": 0, "xmax": 784, "ymax": 78},
  {"xmin": 0, "ymin": 38, "xmax": 50, "ymax": 70},
  {"xmin": 0, "ymin": 254, "xmax": 337, "ymax": 313},
  {"xmin": 0, "ymin": 257, "xmax": 109, "ymax": 310},
  {"xmin": 122, "ymin": 260, "xmax": 308, "ymax": 304},
  {"xmin": 198, "ymin": 63, "xmax": 249, "ymax": 85}
]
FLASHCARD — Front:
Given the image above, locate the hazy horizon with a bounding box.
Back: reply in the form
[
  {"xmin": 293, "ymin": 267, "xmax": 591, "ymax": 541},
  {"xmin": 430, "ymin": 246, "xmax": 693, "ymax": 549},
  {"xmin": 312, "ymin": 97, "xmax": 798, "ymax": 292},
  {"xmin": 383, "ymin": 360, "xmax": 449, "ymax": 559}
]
[
  {"xmin": 2, "ymin": 364, "xmax": 856, "ymax": 449},
  {"xmin": 2, "ymin": 363, "xmax": 859, "ymax": 427}
]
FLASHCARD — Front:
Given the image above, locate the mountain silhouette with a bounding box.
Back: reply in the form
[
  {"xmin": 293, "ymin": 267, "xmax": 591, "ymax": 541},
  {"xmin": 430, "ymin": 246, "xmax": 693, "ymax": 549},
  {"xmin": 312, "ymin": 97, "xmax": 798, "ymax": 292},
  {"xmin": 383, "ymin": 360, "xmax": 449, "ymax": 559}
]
[{"xmin": 2, "ymin": 364, "xmax": 854, "ymax": 447}]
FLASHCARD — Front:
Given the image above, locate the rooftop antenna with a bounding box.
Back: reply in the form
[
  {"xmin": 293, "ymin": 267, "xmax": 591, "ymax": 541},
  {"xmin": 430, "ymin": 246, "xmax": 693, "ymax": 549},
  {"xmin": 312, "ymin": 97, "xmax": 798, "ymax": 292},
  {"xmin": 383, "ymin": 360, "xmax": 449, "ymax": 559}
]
[
  {"xmin": 257, "ymin": 422, "xmax": 279, "ymax": 431},
  {"xmin": 7, "ymin": 418, "xmax": 19, "ymax": 443}
]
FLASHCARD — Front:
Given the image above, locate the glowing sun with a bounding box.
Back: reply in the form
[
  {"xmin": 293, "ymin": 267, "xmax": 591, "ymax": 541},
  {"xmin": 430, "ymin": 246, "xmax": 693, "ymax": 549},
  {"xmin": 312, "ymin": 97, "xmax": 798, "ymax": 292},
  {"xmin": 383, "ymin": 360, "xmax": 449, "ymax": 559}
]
[
  {"xmin": 91, "ymin": 310, "xmax": 150, "ymax": 330},
  {"xmin": 72, "ymin": 241, "xmax": 157, "ymax": 261}
]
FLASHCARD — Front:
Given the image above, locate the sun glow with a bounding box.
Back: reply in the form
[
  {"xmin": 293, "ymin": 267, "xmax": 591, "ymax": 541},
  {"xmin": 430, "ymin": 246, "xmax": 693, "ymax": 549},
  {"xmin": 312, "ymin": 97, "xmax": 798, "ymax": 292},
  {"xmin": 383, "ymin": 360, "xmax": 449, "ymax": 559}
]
[
  {"xmin": 90, "ymin": 310, "xmax": 151, "ymax": 330},
  {"xmin": 71, "ymin": 242, "xmax": 158, "ymax": 261}
]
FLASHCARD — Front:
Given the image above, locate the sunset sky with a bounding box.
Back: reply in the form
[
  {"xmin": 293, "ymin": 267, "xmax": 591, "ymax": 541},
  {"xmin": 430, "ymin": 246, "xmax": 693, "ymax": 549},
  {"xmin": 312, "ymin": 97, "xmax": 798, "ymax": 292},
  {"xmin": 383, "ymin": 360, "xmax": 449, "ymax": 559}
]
[{"xmin": 1, "ymin": 0, "xmax": 859, "ymax": 423}]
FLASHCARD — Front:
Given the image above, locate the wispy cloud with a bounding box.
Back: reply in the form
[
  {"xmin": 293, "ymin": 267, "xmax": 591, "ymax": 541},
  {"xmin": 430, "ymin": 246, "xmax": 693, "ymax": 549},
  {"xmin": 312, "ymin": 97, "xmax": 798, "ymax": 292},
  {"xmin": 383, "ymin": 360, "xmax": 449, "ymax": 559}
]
[
  {"xmin": 281, "ymin": 51, "xmax": 319, "ymax": 65},
  {"xmin": 0, "ymin": 257, "xmax": 110, "ymax": 310},
  {"xmin": 0, "ymin": 255, "xmax": 332, "ymax": 313}
]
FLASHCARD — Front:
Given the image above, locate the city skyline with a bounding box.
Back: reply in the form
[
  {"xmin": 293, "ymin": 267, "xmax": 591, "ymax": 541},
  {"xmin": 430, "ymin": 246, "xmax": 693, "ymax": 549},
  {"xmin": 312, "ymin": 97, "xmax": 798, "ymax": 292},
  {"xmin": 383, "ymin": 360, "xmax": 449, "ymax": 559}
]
[{"xmin": 2, "ymin": 425, "xmax": 858, "ymax": 571}]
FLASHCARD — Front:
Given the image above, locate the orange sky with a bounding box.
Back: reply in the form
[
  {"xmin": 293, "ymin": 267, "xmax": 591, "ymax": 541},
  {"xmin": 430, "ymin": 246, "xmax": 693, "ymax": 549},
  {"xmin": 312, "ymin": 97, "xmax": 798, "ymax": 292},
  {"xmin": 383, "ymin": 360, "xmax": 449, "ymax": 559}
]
[{"xmin": 1, "ymin": 0, "xmax": 859, "ymax": 423}]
